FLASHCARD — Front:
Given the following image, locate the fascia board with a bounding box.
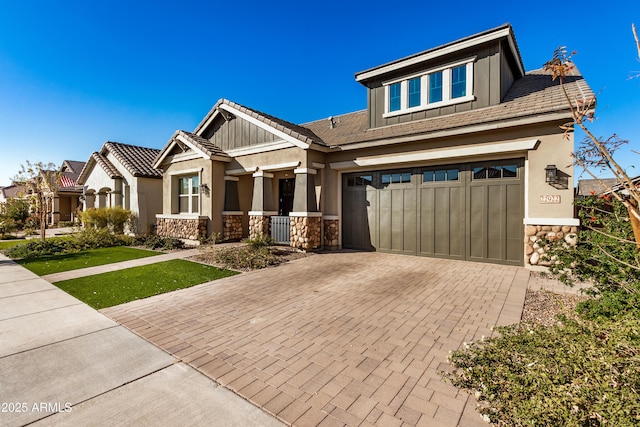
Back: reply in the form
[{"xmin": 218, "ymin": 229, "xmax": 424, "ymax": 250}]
[{"xmin": 355, "ymin": 27, "xmax": 513, "ymax": 82}]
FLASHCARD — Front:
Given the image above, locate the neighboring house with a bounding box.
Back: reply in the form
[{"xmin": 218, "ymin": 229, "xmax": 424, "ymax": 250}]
[
  {"xmin": 77, "ymin": 142, "xmax": 163, "ymax": 234},
  {"xmin": 36, "ymin": 160, "xmax": 86, "ymax": 226},
  {"xmin": 51, "ymin": 160, "xmax": 85, "ymax": 225},
  {"xmin": 0, "ymin": 183, "xmax": 27, "ymax": 204},
  {"xmin": 576, "ymin": 178, "xmax": 619, "ymax": 198},
  {"xmin": 154, "ymin": 24, "xmax": 593, "ymax": 266}
]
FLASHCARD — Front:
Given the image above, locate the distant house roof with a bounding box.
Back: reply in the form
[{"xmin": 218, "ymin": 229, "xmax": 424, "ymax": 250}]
[
  {"xmin": 58, "ymin": 160, "xmax": 86, "ymax": 192},
  {"xmin": 0, "ymin": 184, "xmax": 26, "ymax": 199},
  {"xmin": 78, "ymin": 142, "xmax": 162, "ymax": 185},
  {"xmin": 576, "ymin": 178, "xmax": 619, "ymax": 196},
  {"xmin": 303, "ymin": 67, "xmax": 593, "ymax": 148}
]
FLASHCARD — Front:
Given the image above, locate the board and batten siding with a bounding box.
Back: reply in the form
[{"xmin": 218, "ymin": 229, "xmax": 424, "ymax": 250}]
[
  {"xmin": 200, "ymin": 115, "xmax": 279, "ymax": 151},
  {"xmin": 366, "ymin": 42, "xmax": 506, "ymax": 129}
]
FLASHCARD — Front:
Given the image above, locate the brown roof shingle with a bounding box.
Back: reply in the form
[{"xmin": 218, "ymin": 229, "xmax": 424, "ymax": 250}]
[{"xmin": 103, "ymin": 142, "xmax": 162, "ymax": 178}]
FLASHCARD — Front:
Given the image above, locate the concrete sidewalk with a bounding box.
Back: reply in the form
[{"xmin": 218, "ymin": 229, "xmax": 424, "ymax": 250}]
[{"xmin": 0, "ymin": 254, "xmax": 283, "ymax": 427}]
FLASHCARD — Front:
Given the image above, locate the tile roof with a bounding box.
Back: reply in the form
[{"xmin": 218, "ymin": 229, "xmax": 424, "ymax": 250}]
[
  {"xmin": 576, "ymin": 178, "xmax": 619, "ymax": 196},
  {"xmin": 302, "ymin": 67, "xmax": 593, "ymax": 147},
  {"xmin": 194, "ymin": 99, "xmax": 325, "ymax": 148},
  {"xmin": 102, "ymin": 142, "xmax": 162, "ymax": 178}
]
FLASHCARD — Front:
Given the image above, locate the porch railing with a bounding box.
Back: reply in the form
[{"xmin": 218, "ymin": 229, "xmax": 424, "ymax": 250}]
[{"xmin": 270, "ymin": 216, "xmax": 290, "ymax": 244}]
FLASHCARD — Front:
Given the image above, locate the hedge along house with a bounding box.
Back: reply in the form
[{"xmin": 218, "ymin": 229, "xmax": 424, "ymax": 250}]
[
  {"xmin": 154, "ymin": 24, "xmax": 592, "ymax": 266},
  {"xmin": 77, "ymin": 142, "xmax": 163, "ymax": 234}
]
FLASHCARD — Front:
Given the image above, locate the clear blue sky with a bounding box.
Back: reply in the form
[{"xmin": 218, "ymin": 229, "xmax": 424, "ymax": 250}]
[{"xmin": 1, "ymin": 0, "xmax": 639, "ymax": 186}]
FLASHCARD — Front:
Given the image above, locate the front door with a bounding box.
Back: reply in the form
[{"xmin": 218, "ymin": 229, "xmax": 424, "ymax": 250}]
[{"xmin": 279, "ymin": 178, "xmax": 295, "ymax": 216}]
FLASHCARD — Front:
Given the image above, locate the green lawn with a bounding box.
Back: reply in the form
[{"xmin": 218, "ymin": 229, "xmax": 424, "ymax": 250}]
[
  {"xmin": 0, "ymin": 240, "xmax": 27, "ymax": 250},
  {"xmin": 54, "ymin": 259, "xmax": 239, "ymax": 309},
  {"xmin": 17, "ymin": 246, "xmax": 162, "ymax": 276}
]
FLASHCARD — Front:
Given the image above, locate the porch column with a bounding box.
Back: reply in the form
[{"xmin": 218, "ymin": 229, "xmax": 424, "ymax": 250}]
[
  {"xmin": 249, "ymin": 171, "xmax": 277, "ymax": 239},
  {"xmin": 289, "ymin": 168, "xmax": 321, "ymax": 251},
  {"xmin": 112, "ymin": 179, "xmax": 123, "ymax": 207},
  {"xmin": 222, "ymin": 176, "xmax": 243, "ymax": 241},
  {"xmin": 51, "ymin": 196, "xmax": 60, "ymax": 225}
]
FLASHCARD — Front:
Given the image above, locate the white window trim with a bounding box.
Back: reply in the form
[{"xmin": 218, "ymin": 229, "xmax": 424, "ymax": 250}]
[
  {"xmin": 382, "ymin": 58, "xmax": 475, "ymax": 118},
  {"xmin": 177, "ymin": 174, "xmax": 200, "ymax": 215}
]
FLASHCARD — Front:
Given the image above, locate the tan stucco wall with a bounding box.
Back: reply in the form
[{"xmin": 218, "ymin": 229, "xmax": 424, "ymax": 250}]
[
  {"xmin": 134, "ymin": 177, "xmax": 163, "ymax": 234},
  {"xmin": 526, "ymin": 130, "xmax": 575, "ymax": 219}
]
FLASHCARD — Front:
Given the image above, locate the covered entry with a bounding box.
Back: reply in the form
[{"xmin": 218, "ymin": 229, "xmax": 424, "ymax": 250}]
[{"xmin": 342, "ymin": 159, "xmax": 524, "ymax": 265}]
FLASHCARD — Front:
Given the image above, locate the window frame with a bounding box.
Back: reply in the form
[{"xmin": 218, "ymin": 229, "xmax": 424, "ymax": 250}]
[
  {"xmin": 382, "ymin": 57, "xmax": 475, "ymax": 118},
  {"xmin": 177, "ymin": 174, "xmax": 200, "ymax": 214}
]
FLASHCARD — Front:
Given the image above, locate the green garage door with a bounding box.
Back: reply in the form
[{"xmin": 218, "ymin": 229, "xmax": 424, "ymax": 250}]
[{"xmin": 342, "ymin": 160, "xmax": 524, "ymax": 265}]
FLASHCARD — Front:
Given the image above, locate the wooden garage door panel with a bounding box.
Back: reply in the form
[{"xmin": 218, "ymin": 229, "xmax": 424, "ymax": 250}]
[
  {"xmin": 379, "ymin": 188, "xmax": 416, "ymax": 254},
  {"xmin": 505, "ymin": 183, "xmax": 524, "ymax": 262},
  {"xmin": 419, "ymin": 186, "xmax": 464, "ymax": 258}
]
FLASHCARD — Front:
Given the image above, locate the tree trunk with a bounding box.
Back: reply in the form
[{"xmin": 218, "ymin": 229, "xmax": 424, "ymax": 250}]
[{"xmin": 629, "ymin": 204, "xmax": 640, "ymax": 251}]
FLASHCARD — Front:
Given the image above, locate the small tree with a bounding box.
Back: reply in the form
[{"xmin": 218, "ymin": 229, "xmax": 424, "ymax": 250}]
[
  {"xmin": 0, "ymin": 197, "xmax": 30, "ymax": 226},
  {"xmin": 12, "ymin": 161, "xmax": 61, "ymax": 241},
  {"xmin": 543, "ymin": 24, "xmax": 640, "ymax": 248}
]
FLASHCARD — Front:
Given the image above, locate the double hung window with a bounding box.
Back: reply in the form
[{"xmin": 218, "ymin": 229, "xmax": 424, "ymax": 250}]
[{"xmin": 178, "ymin": 175, "xmax": 199, "ymax": 214}]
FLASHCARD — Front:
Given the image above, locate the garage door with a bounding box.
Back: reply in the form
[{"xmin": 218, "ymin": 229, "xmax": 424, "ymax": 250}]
[{"xmin": 342, "ymin": 159, "xmax": 524, "ymax": 265}]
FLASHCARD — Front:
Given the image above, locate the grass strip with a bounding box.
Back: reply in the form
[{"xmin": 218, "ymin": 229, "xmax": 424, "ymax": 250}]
[
  {"xmin": 17, "ymin": 246, "xmax": 162, "ymax": 275},
  {"xmin": 54, "ymin": 259, "xmax": 239, "ymax": 309}
]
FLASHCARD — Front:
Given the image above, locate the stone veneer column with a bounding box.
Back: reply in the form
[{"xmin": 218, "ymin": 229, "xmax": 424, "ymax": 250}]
[
  {"xmin": 249, "ymin": 171, "xmax": 277, "ymax": 240},
  {"xmin": 323, "ymin": 216, "xmax": 340, "ymax": 250},
  {"xmin": 290, "ymin": 214, "xmax": 322, "ymax": 251},
  {"xmin": 222, "ymin": 212, "xmax": 244, "ymax": 241},
  {"xmin": 524, "ymin": 224, "xmax": 578, "ymax": 266}
]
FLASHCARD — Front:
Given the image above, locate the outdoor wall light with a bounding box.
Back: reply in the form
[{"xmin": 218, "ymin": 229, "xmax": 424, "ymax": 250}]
[{"xmin": 545, "ymin": 165, "xmax": 558, "ymax": 185}]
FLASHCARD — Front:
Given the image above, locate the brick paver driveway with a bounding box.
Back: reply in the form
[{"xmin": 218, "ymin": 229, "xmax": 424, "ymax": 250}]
[{"xmin": 103, "ymin": 251, "xmax": 529, "ymax": 426}]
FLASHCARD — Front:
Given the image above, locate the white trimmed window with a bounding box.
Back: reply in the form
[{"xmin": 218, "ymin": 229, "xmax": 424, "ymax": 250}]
[
  {"xmin": 383, "ymin": 58, "xmax": 474, "ymax": 117},
  {"xmin": 178, "ymin": 175, "xmax": 199, "ymax": 214}
]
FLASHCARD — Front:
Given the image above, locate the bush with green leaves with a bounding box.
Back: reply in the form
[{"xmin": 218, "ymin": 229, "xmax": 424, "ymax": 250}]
[
  {"xmin": 0, "ymin": 198, "xmax": 30, "ymax": 226},
  {"xmin": 546, "ymin": 196, "xmax": 640, "ymax": 293},
  {"xmin": 80, "ymin": 207, "xmax": 136, "ymax": 234},
  {"xmin": 5, "ymin": 228, "xmax": 133, "ymax": 259},
  {"xmin": 444, "ymin": 317, "xmax": 640, "ymax": 426}
]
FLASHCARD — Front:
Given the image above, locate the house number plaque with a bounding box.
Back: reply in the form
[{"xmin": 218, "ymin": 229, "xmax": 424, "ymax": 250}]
[{"xmin": 540, "ymin": 195, "xmax": 561, "ymax": 204}]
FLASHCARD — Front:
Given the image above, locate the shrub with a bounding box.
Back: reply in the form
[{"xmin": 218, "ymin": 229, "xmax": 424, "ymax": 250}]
[
  {"xmin": 243, "ymin": 234, "xmax": 274, "ymax": 249},
  {"xmin": 213, "ymin": 245, "xmax": 280, "ymax": 270},
  {"xmin": 443, "ymin": 317, "xmax": 640, "ymax": 426},
  {"xmin": 0, "ymin": 198, "xmax": 30, "ymax": 225},
  {"xmin": 135, "ymin": 234, "xmax": 184, "ymax": 250},
  {"xmin": 5, "ymin": 228, "xmax": 133, "ymax": 259},
  {"xmin": 80, "ymin": 207, "xmax": 135, "ymax": 234}
]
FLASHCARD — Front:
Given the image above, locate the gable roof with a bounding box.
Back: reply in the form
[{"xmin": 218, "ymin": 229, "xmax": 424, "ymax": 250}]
[
  {"xmin": 355, "ymin": 23, "xmax": 524, "ymax": 83},
  {"xmin": 0, "ymin": 184, "xmax": 26, "ymax": 199},
  {"xmin": 153, "ymin": 130, "xmax": 231, "ymax": 168},
  {"xmin": 193, "ymin": 99, "xmax": 325, "ymax": 149},
  {"xmin": 576, "ymin": 178, "xmax": 619, "ymax": 196},
  {"xmin": 77, "ymin": 142, "xmax": 161, "ymax": 185},
  {"xmin": 303, "ymin": 67, "xmax": 593, "ymax": 148}
]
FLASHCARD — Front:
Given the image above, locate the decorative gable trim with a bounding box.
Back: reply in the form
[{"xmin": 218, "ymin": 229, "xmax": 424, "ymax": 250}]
[{"xmin": 153, "ymin": 130, "xmax": 231, "ymax": 169}]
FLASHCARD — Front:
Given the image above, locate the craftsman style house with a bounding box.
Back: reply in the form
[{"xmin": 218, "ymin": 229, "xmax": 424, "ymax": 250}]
[
  {"xmin": 77, "ymin": 142, "xmax": 163, "ymax": 234},
  {"xmin": 154, "ymin": 24, "xmax": 592, "ymax": 266}
]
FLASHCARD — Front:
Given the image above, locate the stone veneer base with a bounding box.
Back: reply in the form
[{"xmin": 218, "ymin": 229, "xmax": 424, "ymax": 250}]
[
  {"xmin": 290, "ymin": 216, "xmax": 321, "ymax": 251},
  {"xmin": 323, "ymin": 218, "xmax": 340, "ymax": 250},
  {"xmin": 156, "ymin": 216, "xmax": 208, "ymax": 241},
  {"xmin": 524, "ymin": 224, "xmax": 578, "ymax": 266},
  {"xmin": 222, "ymin": 214, "xmax": 243, "ymax": 241}
]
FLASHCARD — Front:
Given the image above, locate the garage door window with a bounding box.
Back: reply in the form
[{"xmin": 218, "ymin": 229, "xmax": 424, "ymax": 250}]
[
  {"xmin": 423, "ymin": 168, "xmax": 459, "ymax": 182},
  {"xmin": 382, "ymin": 172, "xmax": 411, "ymax": 184},
  {"xmin": 473, "ymin": 164, "xmax": 518, "ymax": 180},
  {"xmin": 347, "ymin": 175, "xmax": 372, "ymax": 187}
]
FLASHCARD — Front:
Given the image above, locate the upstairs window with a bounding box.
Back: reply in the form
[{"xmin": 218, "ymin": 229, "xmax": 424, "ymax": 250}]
[
  {"xmin": 428, "ymin": 72, "xmax": 443, "ymax": 103},
  {"xmin": 389, "ymin": 82, "xmax": 401, "ymax": 112},
  {"xmin": 451, "ymin": 65, "xmax": 466, "ymax": 98},
  {"xmin": 383, "ymin": 58, "xmax": 474, "ymax": 117},
  {"xmin": 408, "ymin": 77, "xmax": 421, "ymax": 108}
]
